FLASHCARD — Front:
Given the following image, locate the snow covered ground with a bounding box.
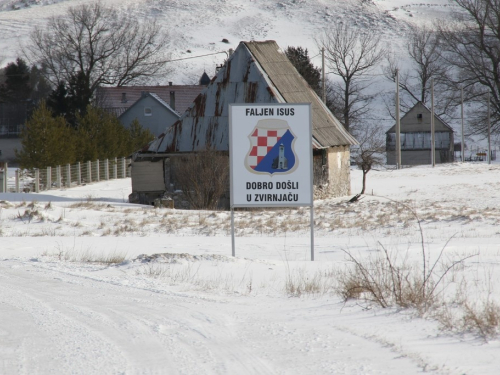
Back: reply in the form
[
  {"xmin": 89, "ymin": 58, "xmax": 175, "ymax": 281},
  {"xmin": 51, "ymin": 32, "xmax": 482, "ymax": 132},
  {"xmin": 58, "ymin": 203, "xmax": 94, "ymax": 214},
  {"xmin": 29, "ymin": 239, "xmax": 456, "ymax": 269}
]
[
  {"xmin": 0, "ymin": 0, "xmax": 453, "ymax": 84},
  {"xmin": 1, "ymin": 0, "xmax": 477, "ymax": 142},
  {"xmin": 2, "ymin": 3, "xmax": 500, "ymax": 371},
  {"xmin": 1, "ymin": 161, "xmax": 500, "ymax": 374}
]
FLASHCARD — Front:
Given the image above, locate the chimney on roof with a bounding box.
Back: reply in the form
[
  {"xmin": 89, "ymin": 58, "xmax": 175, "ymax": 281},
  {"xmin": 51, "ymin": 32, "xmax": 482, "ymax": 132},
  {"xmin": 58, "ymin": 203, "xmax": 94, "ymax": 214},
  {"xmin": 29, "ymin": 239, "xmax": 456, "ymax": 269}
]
[
  {"xmin": 168, "ymin": 82, "xmax": 173, "ymax": 86},
  {"xmin": 121, "ymin": 93, "xmax": 127, "ymax": 103},
  {"xmin": 170, "ymin": 91, "xmax": 175, "ymax": 110}
]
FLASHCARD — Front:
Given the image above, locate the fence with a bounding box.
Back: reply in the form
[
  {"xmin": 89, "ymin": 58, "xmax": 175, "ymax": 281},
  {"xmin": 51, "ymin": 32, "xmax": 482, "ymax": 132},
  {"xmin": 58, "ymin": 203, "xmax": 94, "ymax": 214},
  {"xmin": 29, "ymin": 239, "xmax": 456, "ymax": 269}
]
[{"xmin": 0, "ymin": 157, "xmax": 131, "ymax": 193}]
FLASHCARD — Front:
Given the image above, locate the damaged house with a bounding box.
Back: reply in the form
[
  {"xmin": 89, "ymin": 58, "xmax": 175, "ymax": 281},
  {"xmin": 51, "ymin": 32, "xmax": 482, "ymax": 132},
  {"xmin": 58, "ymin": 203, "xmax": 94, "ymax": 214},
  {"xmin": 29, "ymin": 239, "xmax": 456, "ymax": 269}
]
[{"xmin": 129, "ymin": 40, "xmax": 357, "ymax": 207}]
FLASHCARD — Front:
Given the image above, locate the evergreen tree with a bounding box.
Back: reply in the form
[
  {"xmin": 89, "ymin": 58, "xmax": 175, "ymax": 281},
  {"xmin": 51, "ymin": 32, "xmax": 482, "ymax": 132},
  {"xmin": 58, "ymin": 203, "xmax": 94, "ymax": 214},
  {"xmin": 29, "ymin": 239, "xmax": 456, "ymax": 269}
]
[
  {"xmin": 16, "ymin": 102, "xmax": 76, "ymax": 169},
  {"xmin": 29, "ymin": 65, "xmax": 52, "ymax": 104},
  {"xmin": 46, "ymin": 72, "xmax": 94, "ymax": 127},
  {"xmin": 75, "ymin": 106, "xmax": 130, "ymax": 162},
  {"xmin": 128, "ymin": 118, "xmax": 155, "ymax": 152},
  {"xmin": 16, "ymin": 103, "xmax": 155, "ymax": 169},
  {"xmin": 46, "ymin": 82, "xmax": 70, "ymax": 119},
  {"xmin": 285, "ymin": 46, "xmax": 342, "ymax": 122},
  {"xmin": 285, "ymin": 46, "xmax": 322, "ymax": 94},
  {"xmin": 0, "ymin": 58, "xmax": 31, "ymax": 102},
  {"xmin": 68, "ymin": 71, "xmax": 93, "ymax": 119}
]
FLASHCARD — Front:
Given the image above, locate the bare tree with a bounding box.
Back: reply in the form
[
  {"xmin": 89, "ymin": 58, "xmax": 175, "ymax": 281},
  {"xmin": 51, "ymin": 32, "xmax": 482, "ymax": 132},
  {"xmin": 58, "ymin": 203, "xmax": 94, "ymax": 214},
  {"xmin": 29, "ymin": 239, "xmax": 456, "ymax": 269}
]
[
  {"xmin": 352, "ymin": 125, "xmax": 386, "ymax": 196},
  {"xmin": 172, "ymin": 149, "xmax": 229, "ymax": 210},
  {"xmin": 316, "ymin": 22, "xmax": 386, "ymax": 133},
  {"xmin": 384, "ymin": 25, "xmax": 456, "ymax": 117},
  {"xmin": 24, "ymin": 3, "xmax": 170, "ymax": 105},
  {"xmin": 437, "ymin": 0, "xmax": 500, "ymax": 135}
]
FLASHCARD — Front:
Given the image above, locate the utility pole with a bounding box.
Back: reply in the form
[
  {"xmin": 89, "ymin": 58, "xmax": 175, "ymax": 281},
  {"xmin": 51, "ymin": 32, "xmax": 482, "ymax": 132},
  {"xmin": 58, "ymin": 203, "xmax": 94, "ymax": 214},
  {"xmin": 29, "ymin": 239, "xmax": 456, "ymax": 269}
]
[
  {"xmin": 322, "ymin": 47, "xmax": 326, "ymax": 104},
  {"xmin": 431, "ymin": 78, "xmax": 435, "ymax": 167},
  {"xmin": 461, "ymin": 87, "xmax": 465, "ymax": 163},
  {"xmin": 488, "ymin": 92, "xmax": 491, "ymax": 164},
  {"xmin": 396, "ymin": 70, "xmax": 401, "ymax": 169}
]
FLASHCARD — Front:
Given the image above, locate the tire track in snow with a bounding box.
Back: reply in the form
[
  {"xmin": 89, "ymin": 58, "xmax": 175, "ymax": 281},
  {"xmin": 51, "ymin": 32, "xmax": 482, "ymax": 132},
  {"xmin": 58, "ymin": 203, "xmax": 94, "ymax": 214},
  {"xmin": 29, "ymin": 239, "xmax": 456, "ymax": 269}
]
[
  {"xmin": 0, "ymin": 270, "xmax": 127, "ymax": 374},
  {"xmin": 229, "ymin": 302, "xmax": 429, "ymax": 375},
  {"xmin": 0, "ymin": 261, "xmax": 278, "ymax": 374}
]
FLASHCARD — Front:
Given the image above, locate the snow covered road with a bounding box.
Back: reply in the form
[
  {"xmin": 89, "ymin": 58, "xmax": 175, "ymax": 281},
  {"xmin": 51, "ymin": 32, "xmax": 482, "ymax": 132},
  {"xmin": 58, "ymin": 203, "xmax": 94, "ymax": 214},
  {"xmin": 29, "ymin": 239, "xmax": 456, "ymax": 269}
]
[
  {"xmin": 2, "ymin": 163, "xmax": 500, "ymax": 374},
  {"xmin": 0, "ymin": 258, "xmax": 430, "ymax": 375}
]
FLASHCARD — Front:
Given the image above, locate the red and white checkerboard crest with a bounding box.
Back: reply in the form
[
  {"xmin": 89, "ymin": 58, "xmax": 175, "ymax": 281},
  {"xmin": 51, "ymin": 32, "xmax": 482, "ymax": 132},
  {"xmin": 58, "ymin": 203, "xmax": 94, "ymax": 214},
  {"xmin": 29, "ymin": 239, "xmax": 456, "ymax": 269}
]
[{"xmin": 245, "ymin": 119, "xmax": 298, "ymax": 175}]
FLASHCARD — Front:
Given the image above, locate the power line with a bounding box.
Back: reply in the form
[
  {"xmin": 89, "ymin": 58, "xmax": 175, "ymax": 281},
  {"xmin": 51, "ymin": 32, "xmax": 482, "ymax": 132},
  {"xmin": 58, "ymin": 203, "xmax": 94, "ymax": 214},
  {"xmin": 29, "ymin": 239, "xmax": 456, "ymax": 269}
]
[
  {"xmin": 1, "ymin": 50, "xmax": 229, "ymax": 74},
  {"xmin": 161, "ymin": 51, "xmax": 228, "ymax": 64}
]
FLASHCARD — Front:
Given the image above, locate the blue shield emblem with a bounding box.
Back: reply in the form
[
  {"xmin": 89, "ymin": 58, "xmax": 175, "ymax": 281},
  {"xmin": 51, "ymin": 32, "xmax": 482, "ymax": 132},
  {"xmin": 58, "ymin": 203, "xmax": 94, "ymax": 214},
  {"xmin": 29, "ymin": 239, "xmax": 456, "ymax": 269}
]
[{"xmin": 245, "ymin": 119, "xmax": 298, "ymax": 175}]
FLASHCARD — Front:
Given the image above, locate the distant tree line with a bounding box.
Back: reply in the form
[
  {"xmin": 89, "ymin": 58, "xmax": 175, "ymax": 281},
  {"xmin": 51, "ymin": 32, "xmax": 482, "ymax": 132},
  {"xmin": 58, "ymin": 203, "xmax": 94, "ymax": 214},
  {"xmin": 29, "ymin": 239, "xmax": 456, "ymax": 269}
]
[{"xmin": 0, "ymin": 2, "xmax": 167, "ymax": 167}]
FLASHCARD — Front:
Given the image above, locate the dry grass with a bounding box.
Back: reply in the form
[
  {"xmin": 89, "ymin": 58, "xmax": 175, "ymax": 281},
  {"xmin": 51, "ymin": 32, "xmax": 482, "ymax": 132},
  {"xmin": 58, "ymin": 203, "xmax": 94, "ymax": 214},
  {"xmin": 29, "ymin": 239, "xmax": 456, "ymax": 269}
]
[
  {"xmin": 136, "ymin": 261, "xmax": 255, "ymax": 294},
  {"xmin": 461, "ymin": 300, "xmax": 500, "ymax": 338},
  {"xmin": 7, "ymin": 193, "xmax": 498, "ymax": 238},
  {"xmin": 334, "ymin": 248, "xmax": 442, "ymax": 310},
  {"xmin": 285, "ymin": 267, "xmax": 335, "ymax": 297},
  {"xmin": 46, "ymin": 243, "xmax": 127, "ymax": 264},
  {"xmin": 432, "ymin": 273, "xmax": 500, "ymax": 341}
]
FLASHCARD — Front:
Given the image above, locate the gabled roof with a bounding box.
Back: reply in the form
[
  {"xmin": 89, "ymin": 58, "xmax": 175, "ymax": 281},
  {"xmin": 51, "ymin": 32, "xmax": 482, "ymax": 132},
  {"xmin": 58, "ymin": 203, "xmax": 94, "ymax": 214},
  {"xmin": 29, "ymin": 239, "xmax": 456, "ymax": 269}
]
[
  {"xmin": 118, "ymin": 92, "xmax": 180, "ymax": 120},
  {"xmin": 386, "ymin": 101, "xmax": 454, "ymax": 133},
  {"xmin": 199, "ymin": 72, "xmax": 211, "ymax": 85},
  {"xmin": 147, "ymin": 40, "xmax": 357, "ymax": 153},
  {"xmin": 245, "ymin": 41, "xmax": 357, "ymax": 148},
  {"xmin": 96, "ymin": 85, "xmax": 205, "ymax": 117}
]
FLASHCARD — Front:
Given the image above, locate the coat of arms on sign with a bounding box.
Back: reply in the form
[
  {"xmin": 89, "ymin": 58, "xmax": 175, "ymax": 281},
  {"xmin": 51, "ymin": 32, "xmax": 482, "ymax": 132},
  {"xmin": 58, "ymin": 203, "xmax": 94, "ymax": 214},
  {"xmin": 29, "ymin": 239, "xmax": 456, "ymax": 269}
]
[{"xmin": 245, "ymin": 119, "xmax": 298, "ymax": 175}]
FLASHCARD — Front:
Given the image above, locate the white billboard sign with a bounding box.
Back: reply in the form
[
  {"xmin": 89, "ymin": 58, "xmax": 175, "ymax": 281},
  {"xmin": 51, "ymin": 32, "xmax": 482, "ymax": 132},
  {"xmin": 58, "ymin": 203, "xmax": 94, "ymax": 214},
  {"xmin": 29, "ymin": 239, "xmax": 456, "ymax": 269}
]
[{"xmin": 229, "ymin": 103, "xmax": 312, "ymax": 207}]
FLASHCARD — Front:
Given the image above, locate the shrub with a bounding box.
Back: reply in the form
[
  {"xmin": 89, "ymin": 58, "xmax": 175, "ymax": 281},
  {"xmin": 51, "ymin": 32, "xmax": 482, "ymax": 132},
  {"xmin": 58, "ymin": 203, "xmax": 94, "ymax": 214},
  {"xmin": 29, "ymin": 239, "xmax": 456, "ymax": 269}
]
[{"xmin": 172, "ymin": 148, "xmax": 229, "ymax": 209}]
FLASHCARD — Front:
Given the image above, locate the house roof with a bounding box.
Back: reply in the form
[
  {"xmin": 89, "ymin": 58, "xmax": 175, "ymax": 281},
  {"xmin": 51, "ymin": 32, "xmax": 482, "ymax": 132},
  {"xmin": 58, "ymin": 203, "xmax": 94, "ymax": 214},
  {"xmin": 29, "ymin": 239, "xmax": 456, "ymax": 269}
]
[
  {"xmin": 147, "ymin": 40, "xmax": 357, "ymax": 153},
  {"xmin": 386, "ymin": 101, "xmax": 454, "ymax": 133},
  {"xmin": 118, "ymin": 92, "xmax": 180, "ymax": 120},
  {"xmin": 199, "ymin": 72, "xmax": 211, "ymax": 85},
  {"xmin": 96, "ymin": 85, "xmax": 206, "ymax": 117},
  {"xmin": 245, "ymin": 41, "xmax": 357, "ymax": 148}
]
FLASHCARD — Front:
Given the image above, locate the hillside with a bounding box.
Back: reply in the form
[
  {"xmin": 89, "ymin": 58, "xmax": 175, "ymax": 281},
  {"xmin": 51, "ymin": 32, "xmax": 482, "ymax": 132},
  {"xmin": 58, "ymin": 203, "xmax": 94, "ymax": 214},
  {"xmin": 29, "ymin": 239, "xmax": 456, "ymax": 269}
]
[{"xmin": 0, "ymin": 0, "xmax": 454, "ymax": 85}]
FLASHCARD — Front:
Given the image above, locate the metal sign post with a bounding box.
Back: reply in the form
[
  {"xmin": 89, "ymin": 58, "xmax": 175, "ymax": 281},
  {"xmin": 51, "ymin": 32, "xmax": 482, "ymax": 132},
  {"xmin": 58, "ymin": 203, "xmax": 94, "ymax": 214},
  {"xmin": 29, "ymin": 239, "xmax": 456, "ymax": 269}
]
[
  {"xmin": 229, "ymin": 103, "xmax": 314, "ymax": 260},
  {"xmin": 310, "ymin": 205, "xmax": 315, "ymax": 261},
  {"xmin": 231, "ymin": 207, "xmax": 235, "ymax": 257}
]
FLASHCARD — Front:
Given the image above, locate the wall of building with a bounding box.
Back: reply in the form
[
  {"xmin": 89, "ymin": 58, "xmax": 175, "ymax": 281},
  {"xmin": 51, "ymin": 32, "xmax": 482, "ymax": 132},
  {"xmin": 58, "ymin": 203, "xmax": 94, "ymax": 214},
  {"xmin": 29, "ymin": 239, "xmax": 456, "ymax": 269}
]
[
  {"xmin": 312, "ymin": 149, "xmax": 328, "ymax": 189},
  {"xmin": 120, "ymin": 96, "xmax": 179, "ymax": 137},
  {"xmin": 326, "ymin": 145, "xmax": 351, "ymax": 197},
  {"xmin": 386, "ymin": 150, "xmax": 454, "ymax": 165},
  {"xmin": 129, "ymin": 159, "xmax": 166, "ymax": 205},
  {"xmin": 131, "ymin": 159, "xmax": 165, "ymax": 192}
]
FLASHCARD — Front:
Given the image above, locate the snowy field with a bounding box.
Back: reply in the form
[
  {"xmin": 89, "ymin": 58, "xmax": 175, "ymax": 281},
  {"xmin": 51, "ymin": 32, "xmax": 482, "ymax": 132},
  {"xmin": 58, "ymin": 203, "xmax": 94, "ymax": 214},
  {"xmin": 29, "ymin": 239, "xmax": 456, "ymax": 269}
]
[
  {"xmin": 0, "ymin": 0, "xmax": 453, "ymax": 84},
  {"xmin": 1, "ymin": 162, "xmax": 500, "ymax": 374}
]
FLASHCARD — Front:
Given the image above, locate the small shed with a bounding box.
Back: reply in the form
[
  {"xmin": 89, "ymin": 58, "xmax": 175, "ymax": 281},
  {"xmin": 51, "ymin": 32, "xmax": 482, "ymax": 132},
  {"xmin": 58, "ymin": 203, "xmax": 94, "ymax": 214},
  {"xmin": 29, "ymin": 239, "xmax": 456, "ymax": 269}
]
[
  {"xmin": 118, "ymin": 92, "xmax": 180, "ymax": 136},
  {"xmin": 130, "ymin": 40, "xmax": 357, "ymax": 207},
  {"xmin": 386, "ymin": 102, "xmax": 454, "ymax": 165}
]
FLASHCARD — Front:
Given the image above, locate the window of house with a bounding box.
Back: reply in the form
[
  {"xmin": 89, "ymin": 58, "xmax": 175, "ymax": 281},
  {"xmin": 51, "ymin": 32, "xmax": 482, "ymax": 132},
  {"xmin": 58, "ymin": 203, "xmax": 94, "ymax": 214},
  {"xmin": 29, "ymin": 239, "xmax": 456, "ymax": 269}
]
[{"xmin": 144, "ymin": 107, "xmax": 152, "ymax": 116}]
